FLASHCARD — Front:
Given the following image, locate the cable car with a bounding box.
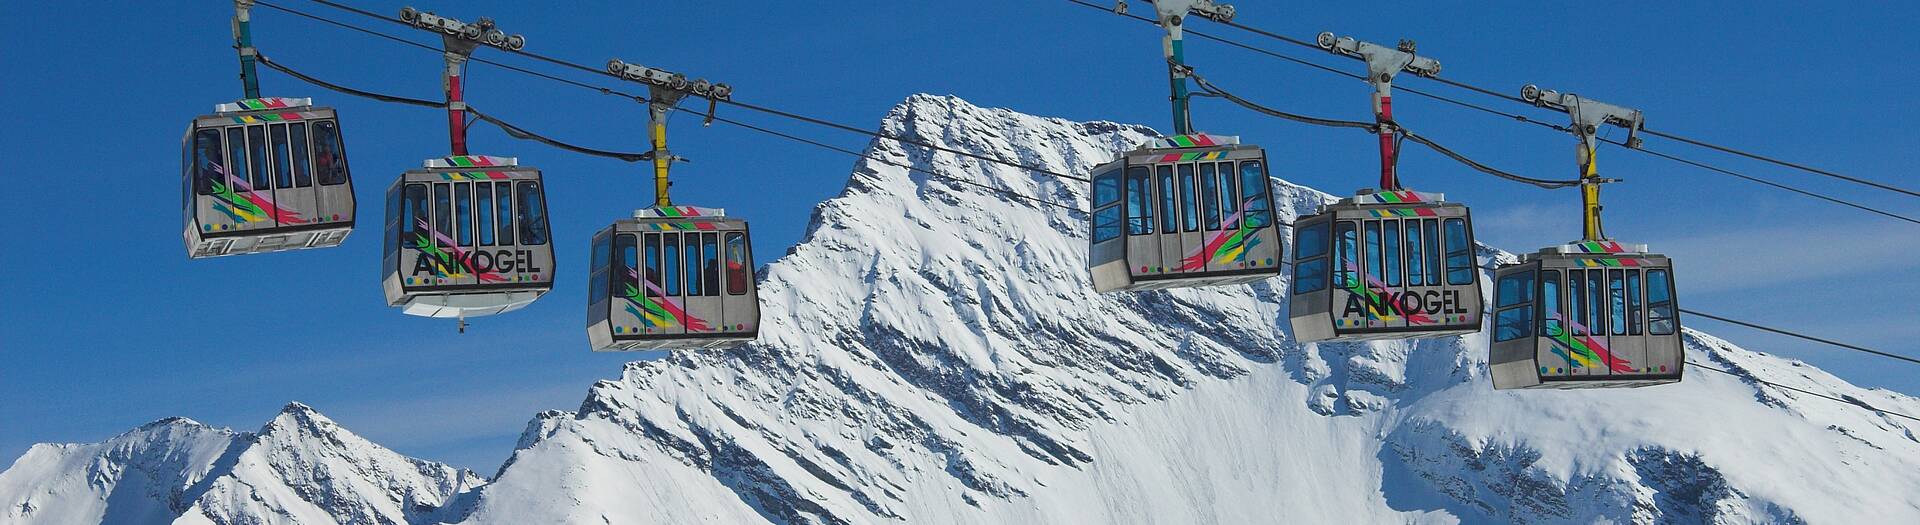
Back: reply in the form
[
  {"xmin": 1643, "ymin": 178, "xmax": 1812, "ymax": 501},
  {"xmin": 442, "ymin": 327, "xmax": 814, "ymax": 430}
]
[
  {"xmin": 183, "ymin": 97, "xmax": 356, "ymax": 258},
  {"xmin": 587, "ymin": 207, "xmax": 759, "ymax": 351},
  {"xmin": 1090, "ymin": 134, "xmax": 1284, "ymax": 292},
  {"xmin": 1489, "ymin": 241, "xmax": 1682, "ymax": 389},
  {"xmin": 1287, "ymin": 190, "xmax": 1483, "ymax": 342},
  {"xmin": 382, "ymin": 155, "xmax": 554, "ymax": 319}
]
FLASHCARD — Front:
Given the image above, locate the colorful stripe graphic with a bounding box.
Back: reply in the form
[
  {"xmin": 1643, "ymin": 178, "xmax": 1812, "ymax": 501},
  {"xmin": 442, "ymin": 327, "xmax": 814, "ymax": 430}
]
[
  {"xmin": 412, "ymin": 218, "xmax": 507, "ymax": 282},
  {"xmin": 1177, "ymin": 202, "xmax": 1268, "ymax": 270},
  {"xmin": 621, "ymin": 268, "xmax": 713, "ymax": 331},
  {"xmin": 208, "ymin": 163, "xmax": 306, "ymax": 226},
  {"xmin": 438, "ymin": 171, "xmax": 511, "ymax": 181},
  {"xmin": 229, "ymin": 112, "xmax": 321, "ymax": 124},
  {"xmin": 1357, "ymin": 190, "xmax": 1427, "ymax": 204},
  {"xmin": 642, "ymin": 206, "xmax": 721, "ymax": 232},
  {"xmin": 1571, "ymin": 241, "xmax": 1629, "ymax": 254},
  {"xmin": 1156, "ymin": 150, "xmax": 1228, "ymax": 163},
  {"xmin": 1336, "ymin": 262, "xmax": 1438, "ymax": 325},
  {"xmin": 1365, "ymin": 207, "xmax": 1440, "ymax": 218},
  {"xmin": 1544, "ymin": 313, "xmax": 1637, "ymax": 373}
]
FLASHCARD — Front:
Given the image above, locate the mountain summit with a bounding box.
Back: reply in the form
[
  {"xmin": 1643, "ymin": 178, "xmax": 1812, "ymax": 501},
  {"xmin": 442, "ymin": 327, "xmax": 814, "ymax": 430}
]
[{"xmin": 7, "ymin": 95, "xmax": 1919, "ymax": 524}]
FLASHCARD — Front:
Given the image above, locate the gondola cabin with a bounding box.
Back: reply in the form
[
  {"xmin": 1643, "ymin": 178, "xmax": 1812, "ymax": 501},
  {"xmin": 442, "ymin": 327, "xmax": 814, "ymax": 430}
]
[
  {"xmin": 382, "ymin": 155, "xmax": 554, "ymax": 318},
  {"xmin": 183, "ymin": 97, "xmax": 355, "ymax": 258},
  {"xmin": 1289, "ymin": 190, "xmax": 1483, "ymax": 342},
  {"xmin": 587, "ymin": 207, "xmax": 760, "ymax": 351},
  {"xmin": 1089, "ymin": 134, "xmax": 1283, "ymax": 293},
  {"xmin": 1490, "ymin": 241, "xmax": 1682, "ymax": 389}
]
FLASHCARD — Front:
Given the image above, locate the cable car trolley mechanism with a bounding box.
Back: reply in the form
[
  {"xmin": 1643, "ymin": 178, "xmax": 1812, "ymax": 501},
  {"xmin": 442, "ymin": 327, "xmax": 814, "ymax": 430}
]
[
  {"xmin": 184, "ymin": 1, "xmax": 355, "ymax": 258},
  {"xmin": 1290, "ymin": 33, "xmax": 1483, "ymax": 342},
  {"xmin": 382, "ymin": 8, "xmax": 553, "ymax": 329},
  {"xmin": 587, "ymin": 59, "xmax": 760, "ymax": 351},
  {"xmin": 1490, "ymin": 87, "xmax": 1683, "ymax": 390},
  {"xmin": 1092, "ymin": 1, "xmax": 1284, "ymax": 293}
]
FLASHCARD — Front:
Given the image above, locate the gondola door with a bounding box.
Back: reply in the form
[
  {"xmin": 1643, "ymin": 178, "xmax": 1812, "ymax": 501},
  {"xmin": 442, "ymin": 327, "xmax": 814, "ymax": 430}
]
[
  {"xmin": 309, "ymin": 119, "xmax": 353, "ymax": 227},
  {"xmin": 265, "ymin": 122, "xmax": 318, "ymax": 232},
  {"xmin": 1122, "ymin": 166, "xmax": 1160, "ymax": 281},
  {"xmin": 720, "ymin": 231, "xmax": 758, "ymax": 334},
  {"xmin": 396, "ymin": 182, "xmax": 445, "ymax": 290},
  {"xmin": 1329, "ymin": 220, "xmax": 1368, "ymax": 332},
  {"xmin": 682, "ymin": 232, "xmax": 725, "ymax": 337}
]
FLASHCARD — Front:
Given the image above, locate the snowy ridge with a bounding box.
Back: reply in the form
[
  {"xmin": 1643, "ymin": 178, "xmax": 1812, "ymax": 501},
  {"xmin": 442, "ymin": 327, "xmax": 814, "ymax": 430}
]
[
  {"xmin": 0, "ymin": 403, "xmax": 481, "ymax": 525},
  {"xmin": 7, "ymin": 94, "xmax": 1920, "ymax": 524}
]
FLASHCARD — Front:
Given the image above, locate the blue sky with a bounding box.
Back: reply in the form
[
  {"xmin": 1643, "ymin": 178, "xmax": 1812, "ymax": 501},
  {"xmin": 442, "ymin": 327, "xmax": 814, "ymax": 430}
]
[{"xmin": 1, "ymin": 1, "xmax": 1914, "ymax": 471}]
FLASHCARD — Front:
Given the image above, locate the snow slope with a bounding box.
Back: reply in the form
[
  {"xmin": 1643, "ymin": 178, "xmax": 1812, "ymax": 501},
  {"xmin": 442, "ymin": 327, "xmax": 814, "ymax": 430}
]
[{"xmin": 7, "ymin": 95, "xmax": 1919, "ymax": 524}]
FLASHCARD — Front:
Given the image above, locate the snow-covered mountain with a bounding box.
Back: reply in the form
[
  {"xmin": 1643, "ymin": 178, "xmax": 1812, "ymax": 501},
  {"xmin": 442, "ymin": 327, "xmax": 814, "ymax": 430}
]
[
  {"xmin": 8, "ymin": 95, "xmax": 1920, "ymax": 524},
  {"xmin": 0, "ymin": 403, "xmax": 481, "ymax": 524}
]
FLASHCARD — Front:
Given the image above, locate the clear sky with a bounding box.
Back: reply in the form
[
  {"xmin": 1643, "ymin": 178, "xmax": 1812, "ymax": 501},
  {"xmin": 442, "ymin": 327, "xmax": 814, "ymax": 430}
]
[{"xmin": 2, "ymin": 1, "xmax": 1915, "ymax": 472}]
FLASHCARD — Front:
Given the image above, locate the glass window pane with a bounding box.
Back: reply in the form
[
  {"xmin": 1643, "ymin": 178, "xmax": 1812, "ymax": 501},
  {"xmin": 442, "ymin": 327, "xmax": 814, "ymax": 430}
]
[
  {"xmin": 385, "ymin": 185, "xmax": 401, "ymax": 255},
  {"xmin": 704, "ymin": 233, "xmax": 720, "ymax": 297},
  {"xmin": 1178, "ymin": 164, "xmax": 1198, "ymax": 231},
  {"xmin": 1541, "ymin": 270, "xmax": 1563, "ymax": 338},
  {"xmin": 644, "ymin": 235, "xmax": 662, "ymax": 298},
  {"xmin": 616, "ymin": 234, "xmax": 638, "ymax": 288},
  {"xmin": 1569, "ymin": 269, "xmax": 1587, "ymax": 336},
  {"xmin": 1383, "ymin": 221, "xmax": 1402, "ymax": 287},
  {"xmin": 517, "ymin": 181, "xmax": 548, "ymax": 245},
  {"xmin": 1588, "ymin": 270, "xmax": 1606, "ymax": 336},
  {"xmin": 477, "ymin": 185, "xmax": 495, "ymax": 246},
  {"xmin": 1336, "ymin": 222, "xmax": 1358, "ymax": 289},
  {"xmin": 684, "ymin": 233, "xmax": 703, "ymax": 296},
  {"xmin": 270, "ymin": 124, "xmax": 292, "ymax": 189},
  {"xmin": 194, "ymin": 129, "xmax": 225, "ymax": 195},
  {"xmin": 1092, "ymin": 169, "xmax": 1121, "ymax": 207},
  {"xmin": 1648, "ymin": 269, "xmax": 1676, "ymax": 335},
  {"xmin": 1609, "ymin": 270, "xmax": 1628, "ymax": 336},
  {"xmin": 1404, "ymin": 224, "xmax": 1424, "ymax": 286},
  {"xmin": 1365, "ymin": 221, "xmax": 1382, "ymax": 285},
  {"xmin": 1199, "ymin": 163, "xmax": 1221, "ymax": 231},
  {"xmin": 1444, "ymin": 218, "xmax": 1474, "ymax": 285},
  {"xmin": 289, "ymin": 123, "xmax": 312, "ymax": 188},
  {"xmin": 1125, "ymin": 167, "xmax": 1153, "ymax": 235},
  {"xmin": 1157, "ymin": 166, "xmax": 1178, "ymax": 234},
  {"xmin": 589, "ymin": 235, "xmax": 611, "ymax": 304},
  {"xmin": 225, "ymin": 127, "xmax": 249, "ymax": 193},
  {"xmin": 1497, "ymin": 271, "xmax": 1535, "ymax": 308},
  {"xmin": 313, "ymin": 120, "xmax": 348, "ymax": 185},
  {"xmin": 1295, "ymin": 222, "xmax": 1328, "ymax": 260},
  {"xmin": 1495, "ymin": 306, "xmax": 1534, "ymax": 342},
  {"xmin": 664, "ymin": 234, "xmax": 681, "ymax": 296},
  {"xmin": 432, "ymin": 184, "xmax": 452, "ymax": 240},
  {"xmin": 1218, "ymin": 162, "xmax": 1240, "ymax": 230},
  {"xmin": 726, "ymin": 232, "xmax": 750, "ymax": 295},
  {"xmin": 1423, "ymin": 219, "xmax": 1440, "ymax": 286},
  {"xmin": 496, "ymin": 182, "xmax": 515, "ymax": 245},
  {"xmin": 1092, "ymin": 205, "xmax": 1121, "ymax": 243},
  {"xmin": 1627, "ymin": 271, "xmax": 1643, "ymax": 335},
  {"xmin": 455, "ymin": 183, "xmax": 472, "ymax": 246},
  {"xmin": 1240, "ymin": 161, "xmax": 1271, "ymax": 228},
  {"xmin": 404, "ymin": 184, "xmax": 427, "ymax": 238},
  {"xmin": 245, "ymin": 126, "xmax": 269, "ymax": 193},
  {"xmin": 1293, "ymin": 257, "xmax": 1327, "ymax": 295}
]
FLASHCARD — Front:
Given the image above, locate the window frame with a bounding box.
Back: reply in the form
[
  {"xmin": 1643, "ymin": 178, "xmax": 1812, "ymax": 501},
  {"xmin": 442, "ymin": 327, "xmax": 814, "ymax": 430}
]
[
  {"xmin": 1178, "ymin": 163, "xmax": 1198, "ymax": 232},
  {"xmin": 1124, "ymin": 166, "xmax": 1154, "ymax": 236},
  {"xmin": 1156, "ymin": 165, "xmax": 1178, "ymax": 234},
  {"xmin": 725, "ymin": 231, "xmax": 751, "ymax": 296},
  {"xmin": 664, "ymin": 233, "xmax": 682, "ymax": 297},
  {"xmin": 516, "ymin": 180, "xmax": 549, "ymax": 246},
  {"xmin": 1443, "ymin": 218, "xmax": 1474, "ymax": 286},
  {"xmin": 1199, "ymin": 162, "xmax": 1221, "ymax": 231},
  {"xmin": 1217, "ymin": 161, "xmax": 1240, "ymax": 230},
  {"xmin": 1239, "ymin": 160, "xmax": 1271, "ymax": 229},
  {"xmin": 312, "ymin": 119, "xmax": 349, "ymax": 186}
]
